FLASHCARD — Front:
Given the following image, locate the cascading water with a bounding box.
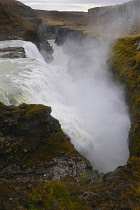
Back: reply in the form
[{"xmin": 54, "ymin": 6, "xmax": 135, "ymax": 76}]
[{"xmin": 0, "ymin": 39, "xmax": 130, "ymax": 172}]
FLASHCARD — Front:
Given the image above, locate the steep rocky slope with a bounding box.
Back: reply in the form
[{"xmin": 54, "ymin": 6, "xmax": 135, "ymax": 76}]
[
  {"xmin": 108, "ymin": 36, "xmax": 140, "ymax": 157},
  {"xmin": 0, "ymin": 103, "xmax": 96, "ymax": 181},
  {"xmin": 0, "ymin": 0, "xmax": 37, "ymax": 17},
  {"xmin": 0, "ymin": 0, "xmax": 39, "ymax": 44},
  {"xmin": 0, "ymin": 103, "xmax": 102, "ymax": 209},
  {"xmin": 0, "ymin": 0, "xmax": 54, "ymax": 62}
]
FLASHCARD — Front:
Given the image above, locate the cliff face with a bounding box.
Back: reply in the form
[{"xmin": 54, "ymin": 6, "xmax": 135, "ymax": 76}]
[
  {"xmin": 0, "ymin": 0, "xmax": 37, "ymax": 17},
  {"xmin": 0, "ymin": 103, "xmax": 96, "ymax": 181},
  {"xmin": 0, "ymin": 103, "xmax": 102, "ymax": 209},
  {"xmin": 88, "ymin": 0, "xmax": 140, "ymax": 16},
  {"xmin": 108, "ymin": 36, "xmax": 140, "ymax": 158},
  {"xmin": 0, "ymin": 0, "xmax": 39, "ymax": 45},
  {"xmin": 87, "ymin": 0, "xmax": 140, "ymax": 37}
]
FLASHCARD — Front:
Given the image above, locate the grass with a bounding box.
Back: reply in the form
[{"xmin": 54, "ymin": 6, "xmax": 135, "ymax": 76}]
[
  {"xmin": 0, "ymin": 2, "xmax": 37, "ymax": 41},
  {"xmin": 108, "ymin": 35, "xmax": 140, "ymax": 157}
]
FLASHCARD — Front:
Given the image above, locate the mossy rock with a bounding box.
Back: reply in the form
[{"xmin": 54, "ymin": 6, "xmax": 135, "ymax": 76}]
[
  {"xmin": 0, "ymin": 1, "xmax": 39, "ymax": 44},
  {"xmin": 108, "ymin": 35, "xmax": 140, "ymax": 157},
  {"xmin": 0, "ymin": 103, "xmax": 81, "ymax": 168},
  {"xmin": 0, "ymin": 155, "xmax": 140, "ymax": 209}
]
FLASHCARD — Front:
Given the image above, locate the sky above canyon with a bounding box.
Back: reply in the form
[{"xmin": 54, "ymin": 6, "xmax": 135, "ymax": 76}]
[{"xmin": 18, "ymin": 0, "xmax": 130, "ymax": 11}]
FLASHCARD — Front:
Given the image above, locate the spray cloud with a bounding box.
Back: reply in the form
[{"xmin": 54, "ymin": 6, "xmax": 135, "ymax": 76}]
[{"xmin": 56, "ymin": 35, "xmax": 130, "ymax": 172}]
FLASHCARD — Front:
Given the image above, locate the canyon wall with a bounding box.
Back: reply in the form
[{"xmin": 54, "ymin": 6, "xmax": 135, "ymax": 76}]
[{"xmin": 88, "ymin": 0, "xmax": 140, "ymax": 16}]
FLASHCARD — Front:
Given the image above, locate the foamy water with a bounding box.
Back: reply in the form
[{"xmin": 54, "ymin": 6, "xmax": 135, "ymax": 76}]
[{"xmin": 0, "ymin": 39, "xmax": 130, "ymax": 172}]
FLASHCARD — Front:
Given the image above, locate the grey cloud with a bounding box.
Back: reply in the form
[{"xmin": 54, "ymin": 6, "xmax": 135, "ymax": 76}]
[
  {"xmin": 20, "ymin": 0, "xmax": 129, "ymax": 3},
  {"xmin": 19, "ymin": 0, "xmax": 130, "ymax": 11}
]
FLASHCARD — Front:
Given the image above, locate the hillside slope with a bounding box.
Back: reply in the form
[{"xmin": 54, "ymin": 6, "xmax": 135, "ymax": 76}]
[{"xmin": 0, "ymin": 0, "xmax": 39, "ymax": 44}]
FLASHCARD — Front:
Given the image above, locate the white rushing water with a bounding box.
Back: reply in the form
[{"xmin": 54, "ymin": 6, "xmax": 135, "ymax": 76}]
[{"xmin": 0, "ymin": 39, "xmax": 130, "ymax": 172}]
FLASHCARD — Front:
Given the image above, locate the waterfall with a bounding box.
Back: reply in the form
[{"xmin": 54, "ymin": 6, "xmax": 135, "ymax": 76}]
[{"xmin": 0, "ymin": 39, "xmax": 130, "ymax": 172}]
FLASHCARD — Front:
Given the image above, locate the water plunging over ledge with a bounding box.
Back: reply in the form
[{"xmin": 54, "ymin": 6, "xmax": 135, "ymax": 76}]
[{"xmin": 0, "ymin": 39, "xmax": 130, "ymax": 172}]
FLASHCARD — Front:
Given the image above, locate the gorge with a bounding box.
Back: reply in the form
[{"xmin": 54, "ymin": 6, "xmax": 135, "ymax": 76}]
[
  {"xmin": 0, "ymin": 38, "xmax": 130, "ymax": 173},
  {"xmin": 0, "ymin": 0, "xmax": 140, "ymax": 209}
]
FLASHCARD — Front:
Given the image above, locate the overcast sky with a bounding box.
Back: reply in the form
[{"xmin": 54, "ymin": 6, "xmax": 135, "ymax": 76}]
[{"xmin": 18, "ymin": 0, "xmax": 130, "ymax": 11}]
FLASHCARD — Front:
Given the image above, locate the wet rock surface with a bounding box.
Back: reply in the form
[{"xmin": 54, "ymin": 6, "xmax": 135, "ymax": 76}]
[
  {"xmin": 40, "ymin": 40, "xmax": 54, "ymax": 63},
  {"xmin": 0, "ymin": 47, "xmax": 26, "ymax": 58}
]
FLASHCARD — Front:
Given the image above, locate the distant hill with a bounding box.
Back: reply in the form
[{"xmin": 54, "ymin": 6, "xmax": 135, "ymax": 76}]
[
  {"xmin": 0, "ymin": 0, "xmax": 39, "ymax": 43},
  {"xmin": 0, "ymin": 0, "xmax": 37, "ymax": 17}
]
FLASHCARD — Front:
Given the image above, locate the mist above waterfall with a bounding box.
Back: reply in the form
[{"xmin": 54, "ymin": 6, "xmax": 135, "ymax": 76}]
[
  {"xmin": 0, "ymin": 38, "xmax": 130, "ymax": 172},
  {"xmin": 54, "ymin": 36, "xmax": 130, "ymax": 172}
]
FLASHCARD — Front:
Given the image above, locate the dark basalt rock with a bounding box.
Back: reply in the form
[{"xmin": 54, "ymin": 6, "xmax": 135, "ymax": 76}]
[
  {"xmin": 55, "ymin": 28, "xmax": 84, "ymax": 47},
  {"xmin": 40, "ymin": 41, "xmax": 54, "ymax": 63},
  {"xmin": 0, "ymin": 47, "xmax": 26, "ymax": 58},
  {"xmin": 0, "ymin": 36, "xmax": 24, "ymax": 41}
]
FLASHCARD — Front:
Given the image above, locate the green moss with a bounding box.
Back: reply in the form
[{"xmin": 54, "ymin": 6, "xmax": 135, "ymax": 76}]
[
  {"xmin": 0, "ymin": 2, "xmax": 38, "ymax": 42},
  {"xmin": 0, "ymin": 155, "xmax": 140, "ymax": 210},
  {"xmin": 28, "ymin": 180, "xmax": 90, "ymax": 210},
  {"xmin": 0, "ymin": 103, "xmax": 81, "ymax": 168},
  {"xmin": 82, "ymin": 173, "xmax": 88, "ymax": 182},
  {"xmin": 108, "ymin": 36, "xmax": 140, "ymax": 157},
  {"xmin": 14, "ymin": 103, "xmax": 51, "ymax": 118},
  {"xmin": 135, "ymin": 51, "xmax": 140, "ymax": 65},
  {"xmin": 25, "ymin": 130, "xmax": 79, "ymax": 167}
]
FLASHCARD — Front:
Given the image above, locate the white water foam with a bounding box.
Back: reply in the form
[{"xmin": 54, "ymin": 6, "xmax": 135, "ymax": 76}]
[{"xmin": 0, "ymin": 39, "xmax": 130, "ymax": 172}]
